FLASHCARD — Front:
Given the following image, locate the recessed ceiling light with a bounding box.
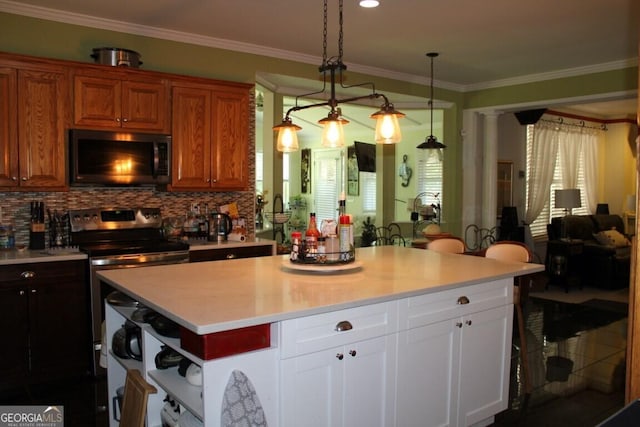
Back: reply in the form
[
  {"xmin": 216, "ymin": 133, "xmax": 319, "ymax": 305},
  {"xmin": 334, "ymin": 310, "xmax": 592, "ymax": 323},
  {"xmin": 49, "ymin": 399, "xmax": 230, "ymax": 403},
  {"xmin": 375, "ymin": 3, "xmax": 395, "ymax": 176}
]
[{"xmin": 359, "ymin": 0, "xmax": 380, "ymax": 8}]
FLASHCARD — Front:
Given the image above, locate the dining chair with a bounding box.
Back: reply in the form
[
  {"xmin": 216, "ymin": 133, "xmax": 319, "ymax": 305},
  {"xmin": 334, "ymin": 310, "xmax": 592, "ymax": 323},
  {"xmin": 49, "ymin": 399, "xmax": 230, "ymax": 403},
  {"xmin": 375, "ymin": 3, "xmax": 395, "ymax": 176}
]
[
  {"xmin": 119, "ymin": 369, "xmax": 157, "ymax": 427},
  {"xmin": 426, "ymin": 236, "xmax": 466, "ymax": 254},
  {"xmin": 484, "ymin": 241, "xmax": 533, "ymax": 397}
]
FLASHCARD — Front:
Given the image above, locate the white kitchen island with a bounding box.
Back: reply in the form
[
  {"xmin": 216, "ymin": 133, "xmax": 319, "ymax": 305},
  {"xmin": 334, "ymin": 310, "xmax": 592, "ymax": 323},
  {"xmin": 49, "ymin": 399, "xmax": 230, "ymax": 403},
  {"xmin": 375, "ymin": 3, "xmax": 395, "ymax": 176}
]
[{"xmin": 99, "ymin": 245, "xmax": 544, "ymax": 427}]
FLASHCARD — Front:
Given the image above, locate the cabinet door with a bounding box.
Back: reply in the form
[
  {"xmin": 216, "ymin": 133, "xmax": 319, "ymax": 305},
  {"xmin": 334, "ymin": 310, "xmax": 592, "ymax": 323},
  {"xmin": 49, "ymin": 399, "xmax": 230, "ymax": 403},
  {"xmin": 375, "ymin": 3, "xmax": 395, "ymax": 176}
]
[
  {"xmin": 0, "ymin": 282, "xmax": 29, "ymax": 387},
  {"xmin": 17, "ymin": 68, "xmax": 68, "ymax": 188},
  {"xmin": 28, "ymin": 261, "xmax": 90, "ymax": 380},
  {"xmin": 73, "ymin": 75, "xmax": 121, "ymax": 128},
  {"xmin": 171, "ymin": 85, "xmax": 212, "ymax": 189},
  {"xmin": 458, "ymin": 305, "xmax": 512, "ymax": 427},
  {"xmin": 121, "ymin": 80, "xmax": 169, "ymax": 132},
  {"xmin": 0, "ymin": 67, "xmax": 18, "ymax": 187},
  {"xmin": 210, "ymin": 87, "xmax": 250, "ymax": 190},
  {"xmin": 281, "ymin": 346, "xmax": 344, "ymax": 427},
  {"xmin": 342, "ymin": 335, "xmax": 397, "ymax": 427},
  {"xmin": 397, "ymin": 319, "xmax": 459, "ymax": 427},
  {"xmin": 281, "ymin": 335, "xmax": 396, "ymax": 427}
]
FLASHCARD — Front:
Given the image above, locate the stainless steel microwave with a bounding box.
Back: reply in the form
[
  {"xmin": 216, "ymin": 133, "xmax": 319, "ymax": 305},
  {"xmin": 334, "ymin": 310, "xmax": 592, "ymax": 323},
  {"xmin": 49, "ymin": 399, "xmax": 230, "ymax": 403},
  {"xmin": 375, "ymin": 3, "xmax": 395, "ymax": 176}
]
[{"xmin": 69, "ymin": 129, "xmax": 171, "ymax": 186}]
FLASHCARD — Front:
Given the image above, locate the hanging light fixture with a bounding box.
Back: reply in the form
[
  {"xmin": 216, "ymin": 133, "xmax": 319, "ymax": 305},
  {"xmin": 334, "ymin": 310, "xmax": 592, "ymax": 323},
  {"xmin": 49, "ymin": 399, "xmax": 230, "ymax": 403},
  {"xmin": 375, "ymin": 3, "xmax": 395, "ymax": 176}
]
[
  {"xmin": 417, "ymin": 52, "xmax": 446, "ymax": 150},
  {"xmin": 274, "ymin": 0, "xmax": 405, "ymax": 152}
]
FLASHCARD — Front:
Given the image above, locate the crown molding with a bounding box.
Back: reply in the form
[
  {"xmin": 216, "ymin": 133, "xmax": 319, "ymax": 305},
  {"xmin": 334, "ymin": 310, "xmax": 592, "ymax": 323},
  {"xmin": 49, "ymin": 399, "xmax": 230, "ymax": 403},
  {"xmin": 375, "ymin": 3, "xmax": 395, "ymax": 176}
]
[{"xmin": 1, "ymin": 0, "xmax": 635, "ymax": 94}]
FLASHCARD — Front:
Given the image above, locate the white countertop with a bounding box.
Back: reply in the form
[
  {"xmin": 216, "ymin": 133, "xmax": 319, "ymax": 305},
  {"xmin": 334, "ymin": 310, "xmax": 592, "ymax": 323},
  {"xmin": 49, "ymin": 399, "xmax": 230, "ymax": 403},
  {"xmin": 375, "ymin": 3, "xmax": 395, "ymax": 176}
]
[
  {"xmin": 98, "ymin": 246, "xmax": 544, "ymax": 335},
  {"xmin": 0, "ymin": 247, "xmax": 87, "ymax": 264}
]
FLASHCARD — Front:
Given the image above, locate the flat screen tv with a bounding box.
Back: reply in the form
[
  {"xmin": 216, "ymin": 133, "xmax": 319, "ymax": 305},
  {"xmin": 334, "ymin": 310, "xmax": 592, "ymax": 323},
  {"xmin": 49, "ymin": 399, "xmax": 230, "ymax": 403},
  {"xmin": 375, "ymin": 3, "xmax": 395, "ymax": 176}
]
[{"xmin": 354, "ymin": 141, "xmax": 376, "ymax": 173}]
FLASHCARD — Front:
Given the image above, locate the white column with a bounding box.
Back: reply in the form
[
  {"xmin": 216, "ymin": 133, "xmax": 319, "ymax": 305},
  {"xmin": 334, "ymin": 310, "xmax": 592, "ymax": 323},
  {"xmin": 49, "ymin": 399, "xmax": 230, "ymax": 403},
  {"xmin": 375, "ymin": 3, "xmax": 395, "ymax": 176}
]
[{"xmin": 482, "ymin": 112, "xmax": 500, "ymax": 230}]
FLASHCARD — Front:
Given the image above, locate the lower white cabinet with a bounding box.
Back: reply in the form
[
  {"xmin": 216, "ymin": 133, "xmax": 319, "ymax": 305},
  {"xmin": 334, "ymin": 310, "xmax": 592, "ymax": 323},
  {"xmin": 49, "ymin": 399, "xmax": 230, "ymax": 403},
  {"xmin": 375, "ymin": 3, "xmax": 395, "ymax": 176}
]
[
  {"xmin": 280, "ymin": 334, "xmax": 397, "ymax": 427},
  {"xmin": 279, "ymin": 301, "xmax": 398, "ymax": 427},
  {"xmin": 396, "ymin": 279, "xmax": 513, "ymax": 427}
]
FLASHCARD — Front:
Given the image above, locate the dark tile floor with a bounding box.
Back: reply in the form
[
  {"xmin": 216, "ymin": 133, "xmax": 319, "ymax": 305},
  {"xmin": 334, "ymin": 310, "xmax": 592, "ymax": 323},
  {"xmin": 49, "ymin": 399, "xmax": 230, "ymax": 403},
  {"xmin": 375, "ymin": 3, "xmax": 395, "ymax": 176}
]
[
  {"xmin": 0, "ymin": 288, "xmax": 628, "ymax": 427},
  {"xmin": 492, "ymin": 293, "xmax": 628, "ymax": 427}
]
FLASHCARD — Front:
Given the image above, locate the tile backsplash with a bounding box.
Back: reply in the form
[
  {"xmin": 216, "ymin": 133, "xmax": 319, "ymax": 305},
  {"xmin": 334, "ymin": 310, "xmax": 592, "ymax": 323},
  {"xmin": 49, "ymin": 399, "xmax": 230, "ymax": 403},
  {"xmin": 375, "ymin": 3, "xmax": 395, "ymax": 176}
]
[{"xmin": 2, "ymin": 188, "xmax": 256, "ymax": 248}]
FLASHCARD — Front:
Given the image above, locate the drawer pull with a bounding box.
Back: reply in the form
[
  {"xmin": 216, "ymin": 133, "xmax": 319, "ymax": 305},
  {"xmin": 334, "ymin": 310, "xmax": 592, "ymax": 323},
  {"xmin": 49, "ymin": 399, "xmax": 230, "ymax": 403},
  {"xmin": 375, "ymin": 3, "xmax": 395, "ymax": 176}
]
[
  {"xmin": 226, "ymin": 253, "xmax": 237, "ymax": 259},
  {"xmin": 335, "ymin": 320, "xmax": 353, "ymax": 332},
  {"xmin": 349, "ymin": 350, "xmax": 357, "ymax": 357},
  {"xmin": 457, "ymin": 296, "xmax": 470, "ymax": 305},
  {"xmin": 20, "ymin": 271, "xmax": 36, "ymax": 279},
  {"xmin": 336, "ymin": 353, "xmax": 344, "ymax": 360}
]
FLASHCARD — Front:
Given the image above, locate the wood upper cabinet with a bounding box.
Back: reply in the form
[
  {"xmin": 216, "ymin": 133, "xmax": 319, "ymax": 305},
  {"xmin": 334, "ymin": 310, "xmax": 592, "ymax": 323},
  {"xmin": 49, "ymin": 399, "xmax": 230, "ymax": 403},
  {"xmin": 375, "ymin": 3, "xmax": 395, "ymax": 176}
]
[
  {"xmin": 171, "ymin": 81, "xmax": 251, "ymax": 191},
  {"xmin": 0, "ymin": 63, "xmax": 68, "ymax": 189},
  {"xmin": 73, "ymin": 71, "xmax": 170, "ymax": 133}
]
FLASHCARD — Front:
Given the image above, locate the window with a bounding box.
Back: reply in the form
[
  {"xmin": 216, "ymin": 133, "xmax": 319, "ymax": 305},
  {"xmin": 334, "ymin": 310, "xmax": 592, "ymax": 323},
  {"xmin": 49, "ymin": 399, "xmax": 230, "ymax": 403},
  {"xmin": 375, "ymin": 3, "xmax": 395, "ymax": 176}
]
[
  {"xmin": 526, "ymin": 125, "xmax": 590, "ymax": 239},
  {"xmin": 416, "ymin": 150, "xmax": 443, "ymax": 210},
  {"xmin": 360, "ymin": 172, "xmax": 376, "ymax": 213},
  {"xmin": 313, "ymin": 149, "xmax": 342, "ymax": 223}
]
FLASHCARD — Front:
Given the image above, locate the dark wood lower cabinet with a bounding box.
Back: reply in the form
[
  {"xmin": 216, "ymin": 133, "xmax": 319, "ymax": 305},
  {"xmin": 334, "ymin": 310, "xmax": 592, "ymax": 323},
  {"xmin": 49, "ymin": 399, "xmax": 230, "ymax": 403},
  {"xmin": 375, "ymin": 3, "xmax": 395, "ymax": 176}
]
[
  {"xmin": 189, "ymin": 244, "xmax": 274, "ymax": 263},
  {"xmin": 0, "ymin": 260, "xmax": 90, "ymax": 390}
]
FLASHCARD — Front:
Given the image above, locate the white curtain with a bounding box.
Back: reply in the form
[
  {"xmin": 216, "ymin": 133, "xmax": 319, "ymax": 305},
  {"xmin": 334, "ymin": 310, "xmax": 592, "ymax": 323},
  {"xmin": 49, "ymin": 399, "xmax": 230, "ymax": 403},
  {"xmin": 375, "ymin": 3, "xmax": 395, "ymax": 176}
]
[
  {"xmin": 525, "ymin": 120, "xmax": 601, "ymax": 226},
  {"xmin": 525, "ymin": 124, "xmax": 558, "ymax": 224},
  {"xmin": 580, "ymin": 130, "xmax": 600, "ymax": 213}
]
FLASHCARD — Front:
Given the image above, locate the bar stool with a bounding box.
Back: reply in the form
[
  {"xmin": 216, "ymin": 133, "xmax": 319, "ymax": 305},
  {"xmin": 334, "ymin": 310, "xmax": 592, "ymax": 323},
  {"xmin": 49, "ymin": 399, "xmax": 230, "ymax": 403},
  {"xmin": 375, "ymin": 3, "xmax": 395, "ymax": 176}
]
[
  {"xmin": 485, "ymin": 241, "xmax": 533, "ymax": 397},
  {"xmin": 426, "ymin": 236, "xmax": 466, "ymax": 254}
]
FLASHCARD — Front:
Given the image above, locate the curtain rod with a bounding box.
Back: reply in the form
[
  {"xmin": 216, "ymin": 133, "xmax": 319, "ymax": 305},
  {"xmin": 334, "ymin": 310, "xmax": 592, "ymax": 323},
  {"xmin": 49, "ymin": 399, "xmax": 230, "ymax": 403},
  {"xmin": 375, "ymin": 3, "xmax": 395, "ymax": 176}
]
[
  {"xmin": 545, "ymin": 108, "xmax": 636, "ymax": 126},
  {"xmin": 538, "ymin": 116, "xmax": 607, "ymax": 131}
]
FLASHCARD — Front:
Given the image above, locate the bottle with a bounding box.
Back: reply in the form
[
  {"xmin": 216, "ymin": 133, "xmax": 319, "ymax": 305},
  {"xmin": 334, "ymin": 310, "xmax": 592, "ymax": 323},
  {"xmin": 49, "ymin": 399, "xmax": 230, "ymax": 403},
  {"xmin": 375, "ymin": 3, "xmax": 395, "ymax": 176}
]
[
  {"xmin": 338, "ymin": 199, "xmax": 350, "ymax": 260},
  {"xmin": 305, "ymin": 213, "xmax": 320, "ymax": 258},
  {"xmin": 326, "ymin": 234, "xmax": 339, "ymax": 262},
  {"xmin": 317, "ymin": 237, "xmax": 326, "ymax": 263},
  {"xmin": 290, "ymin": 231, "xmax": 302, "ymax": 261}
]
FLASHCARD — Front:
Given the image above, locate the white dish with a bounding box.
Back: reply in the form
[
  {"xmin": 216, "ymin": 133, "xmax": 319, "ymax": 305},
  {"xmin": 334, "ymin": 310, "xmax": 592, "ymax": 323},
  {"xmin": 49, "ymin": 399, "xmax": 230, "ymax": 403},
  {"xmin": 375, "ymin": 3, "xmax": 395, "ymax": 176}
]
[{"xmin": 282, "ymin": 259, "xmax": 363, "ymax": 273}]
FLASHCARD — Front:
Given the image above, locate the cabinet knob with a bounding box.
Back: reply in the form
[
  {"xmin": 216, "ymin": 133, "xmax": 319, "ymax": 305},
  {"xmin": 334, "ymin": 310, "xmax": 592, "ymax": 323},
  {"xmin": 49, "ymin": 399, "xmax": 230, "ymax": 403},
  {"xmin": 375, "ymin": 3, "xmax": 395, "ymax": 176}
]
[
  {"xmin": 336, "ymin": 353, "xmax": 344, "ymax": 360},
  {"xmin": 20, "ymin": 271, "xmax": 35, "ymax": 279},
  {"xmin": 456, "ymin": 322, "xmax": 463, "ymax": 328},
  {"xmin": 21, "ymin": 177, "xmax": 27, "ymax": 181},
  {"xmin": 457, "ymin": 296, "xmax": 470, "ymax": 305},
  {"xmin": 31, "ymin": 288, "xmax": 36, "ymax": 294},
  {"xmin": 19, "ymin": 290, "xmax": 25, "ymax": 296},
  {"xmin": 465, "ymin": 320, "xmax": 472, "ymax": 326},
  {"xmin": 11, "ymin": 176, "xmax": 17, "ymax": 181},
  {"xmin": 122, "ymin": 118, "xmax": 128, "ymax": 122},
  {"xmin": 349, "ymin": 350, "xmax": 357, "ymax": 357},
  {"xmin": 226, "ymin": 253, "xmax": 237, "ymax": 259},
  {"xmin": 335, "ymin": 320, "xmax": 353, "ymax": 332},
  {"xmin": 115, "ymin": 117, "xmax": 121, "ymax": 122}
]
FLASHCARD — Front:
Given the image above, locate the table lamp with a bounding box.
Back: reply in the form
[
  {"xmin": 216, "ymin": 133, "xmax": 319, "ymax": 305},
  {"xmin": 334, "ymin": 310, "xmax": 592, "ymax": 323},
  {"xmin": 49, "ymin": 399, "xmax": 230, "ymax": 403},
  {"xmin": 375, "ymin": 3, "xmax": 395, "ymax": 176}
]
[{"xmin": 555, "ymin": 189, "xmax": 581, "ymax": 240}]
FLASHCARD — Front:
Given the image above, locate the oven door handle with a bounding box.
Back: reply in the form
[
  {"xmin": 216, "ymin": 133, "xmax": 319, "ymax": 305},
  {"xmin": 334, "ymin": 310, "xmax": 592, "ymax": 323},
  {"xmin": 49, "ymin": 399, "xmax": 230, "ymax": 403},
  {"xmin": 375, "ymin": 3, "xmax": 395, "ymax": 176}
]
[{"xmin": 91, "ymin": 251, "xmax": 190, "ymax": 267}]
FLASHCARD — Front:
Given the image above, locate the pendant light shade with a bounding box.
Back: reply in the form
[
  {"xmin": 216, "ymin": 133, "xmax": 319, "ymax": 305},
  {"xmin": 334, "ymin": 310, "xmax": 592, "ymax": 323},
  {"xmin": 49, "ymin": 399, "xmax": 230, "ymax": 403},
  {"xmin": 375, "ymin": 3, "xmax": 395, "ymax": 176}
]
[
  {"xmin": 371, "ymin": 103, "xmax": 405, "ymax": 144},
  {"xmin": 274, "ymin": 117, "xmax": 301, "ymax": 152},
  {"xmin": 417, "ymin": 52, "xmax": 446, "ymax": 150},
  {"xmin": 319, "ymin": 112, "xmax": 349, "ymax": 148}
]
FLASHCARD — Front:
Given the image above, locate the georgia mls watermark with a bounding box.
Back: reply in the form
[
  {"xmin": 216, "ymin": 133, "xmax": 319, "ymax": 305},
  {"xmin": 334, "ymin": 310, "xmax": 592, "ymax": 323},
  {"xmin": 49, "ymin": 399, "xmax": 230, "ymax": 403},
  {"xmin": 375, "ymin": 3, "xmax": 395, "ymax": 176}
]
[{"xmin": 0, "ymin": 406, "xmax": 63, "ymax": 427}]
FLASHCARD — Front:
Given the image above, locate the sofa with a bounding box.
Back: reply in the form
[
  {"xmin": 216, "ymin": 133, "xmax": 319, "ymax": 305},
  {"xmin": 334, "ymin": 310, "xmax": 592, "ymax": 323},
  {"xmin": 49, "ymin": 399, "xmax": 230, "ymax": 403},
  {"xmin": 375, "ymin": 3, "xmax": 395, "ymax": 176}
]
[{"xmin": 548, "ymin": 214, "xmax": 631, "ymax": 289}]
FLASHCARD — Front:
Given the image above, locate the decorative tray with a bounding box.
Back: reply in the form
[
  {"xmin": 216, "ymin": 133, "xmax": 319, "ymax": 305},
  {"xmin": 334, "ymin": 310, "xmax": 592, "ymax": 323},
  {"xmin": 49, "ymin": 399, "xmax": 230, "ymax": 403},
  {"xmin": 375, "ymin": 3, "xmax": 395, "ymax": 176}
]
[{"xmin": 282, "ymin": 259, "xmax": 363, "ymax": 273}]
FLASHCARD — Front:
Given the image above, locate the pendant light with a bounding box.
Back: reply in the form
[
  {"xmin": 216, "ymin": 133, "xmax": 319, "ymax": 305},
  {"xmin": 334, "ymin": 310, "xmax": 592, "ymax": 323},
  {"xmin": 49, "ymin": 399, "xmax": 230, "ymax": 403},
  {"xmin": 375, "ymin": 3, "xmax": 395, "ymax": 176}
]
[
  {"xmin": 273, "ymin": 0, "xmax": 404, "ymax": 152},
  {"xmin": 417, "ymin": 52, "xmax": 446, "ymax": 150}
]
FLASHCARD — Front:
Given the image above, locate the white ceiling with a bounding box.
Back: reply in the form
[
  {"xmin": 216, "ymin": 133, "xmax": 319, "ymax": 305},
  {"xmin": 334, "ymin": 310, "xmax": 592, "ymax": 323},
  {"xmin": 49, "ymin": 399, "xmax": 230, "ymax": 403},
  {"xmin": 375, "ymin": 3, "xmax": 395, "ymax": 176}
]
[{"xmin": 2, "ymin": 0, "xmax": 638, "ymax": 117}]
